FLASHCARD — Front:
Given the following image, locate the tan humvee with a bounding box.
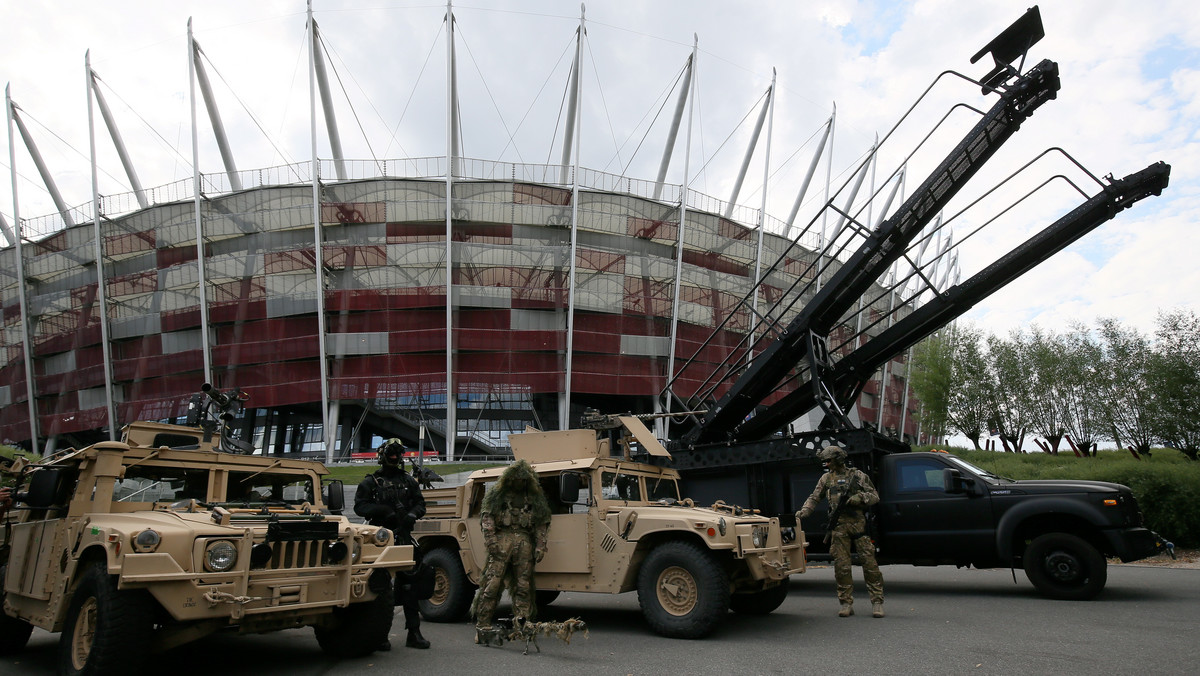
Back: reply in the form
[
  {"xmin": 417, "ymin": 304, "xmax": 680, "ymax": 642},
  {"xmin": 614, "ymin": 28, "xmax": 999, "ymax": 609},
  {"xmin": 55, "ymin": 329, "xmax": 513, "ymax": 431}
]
[
  {"xmin": 413, "ymin": 416, "xmax": 806, "ymax": 639},
  {"xmin": 0, "ymin": 418, "xmax": 413, "ymax": 673}
]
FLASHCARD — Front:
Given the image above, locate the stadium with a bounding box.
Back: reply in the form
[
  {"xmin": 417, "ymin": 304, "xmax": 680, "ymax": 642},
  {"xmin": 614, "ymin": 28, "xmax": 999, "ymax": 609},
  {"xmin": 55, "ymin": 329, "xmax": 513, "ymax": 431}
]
[{"xmin": 1, "ymin": 5, "xmax": 922, "ymax": 460}]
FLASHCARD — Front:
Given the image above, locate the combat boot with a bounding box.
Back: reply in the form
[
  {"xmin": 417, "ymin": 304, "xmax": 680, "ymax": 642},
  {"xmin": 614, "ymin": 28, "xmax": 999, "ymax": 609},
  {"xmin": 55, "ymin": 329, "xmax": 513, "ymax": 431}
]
[
  {"xmin": 406, "ymin": 627, "xmax": 430, "ymax": 649},
  {"xmin": 838, "ymin": 602, "xmax": 854, "ymax": 617},
  {"xmin": 872, "ymin": 601, "xmax": 885, "ymax": 618}
]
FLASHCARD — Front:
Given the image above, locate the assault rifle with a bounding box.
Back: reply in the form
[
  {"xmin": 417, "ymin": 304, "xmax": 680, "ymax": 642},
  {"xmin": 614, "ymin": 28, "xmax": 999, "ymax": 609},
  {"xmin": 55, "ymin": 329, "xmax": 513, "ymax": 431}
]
[{"xmin": 822, "ymin": 472, "xmax": 861, "ymax": 544}]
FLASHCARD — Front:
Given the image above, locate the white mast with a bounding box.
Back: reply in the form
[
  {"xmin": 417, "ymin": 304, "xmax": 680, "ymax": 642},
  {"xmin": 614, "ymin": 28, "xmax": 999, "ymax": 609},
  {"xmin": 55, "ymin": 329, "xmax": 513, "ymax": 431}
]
[
  {"xmin": 188, "ymin": 19, "xmax": 214, "ymax": 385},
  {"xmin": 86, "ymin": 50, "xmax": 119, "ymax": 440},
  {"xmin": 444, "ymin": 0, "xmax": 459, "ymax": 456},
  {"xmin": 562, "ymin": 3, "xmax": 585, "ymax": 429},
  {"xmin": 6, "ymin": 85, "xmax": 40, "ymax": 448},
  {"xmin": 307, "ymin": 2, "xmax": 334, "ymax": 462}
]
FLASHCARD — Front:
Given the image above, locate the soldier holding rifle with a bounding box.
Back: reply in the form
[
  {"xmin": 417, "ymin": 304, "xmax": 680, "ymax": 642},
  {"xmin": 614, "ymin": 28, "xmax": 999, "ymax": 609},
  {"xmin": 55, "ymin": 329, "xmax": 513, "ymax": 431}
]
[{"xmin": 797, "ymin": 445, "xmax": 885, "ymax": 618}]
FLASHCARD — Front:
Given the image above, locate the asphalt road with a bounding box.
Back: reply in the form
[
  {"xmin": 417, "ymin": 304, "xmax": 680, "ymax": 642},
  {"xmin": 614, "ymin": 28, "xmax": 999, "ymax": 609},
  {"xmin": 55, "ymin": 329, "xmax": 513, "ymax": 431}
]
[{"xmin": 4, "ymin": 563, "xmax": 1195, "ymax": 675}]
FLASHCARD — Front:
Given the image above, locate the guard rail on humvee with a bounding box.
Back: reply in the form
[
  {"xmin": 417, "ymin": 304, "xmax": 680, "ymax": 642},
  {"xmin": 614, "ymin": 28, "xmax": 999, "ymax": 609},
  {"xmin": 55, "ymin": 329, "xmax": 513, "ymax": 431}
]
[
  {"xmin": 0, "ymin": 388, "xmax": 413, "ymax": 674},
  {"xmin": 412, "ymin": 413, "xmax": 805, "ymax": 639}
]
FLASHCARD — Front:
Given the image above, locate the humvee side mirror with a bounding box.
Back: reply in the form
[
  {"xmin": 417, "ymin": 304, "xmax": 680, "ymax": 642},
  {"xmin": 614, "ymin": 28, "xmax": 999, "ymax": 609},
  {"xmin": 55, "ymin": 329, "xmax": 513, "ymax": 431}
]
[
  {"xmin": 943, "ymin": 468, "xmax": 964, "ymax": 494},
  {"xmin": 324, "ymin": 479, "xmax": 345, "ymax": 513},
  {"xmin": 559, "ymin": 473, "xmax": 581, "ymax": 504},
  {"xmin": 20, "ymin": 467, "xmax": 67, "ymax": 509}
]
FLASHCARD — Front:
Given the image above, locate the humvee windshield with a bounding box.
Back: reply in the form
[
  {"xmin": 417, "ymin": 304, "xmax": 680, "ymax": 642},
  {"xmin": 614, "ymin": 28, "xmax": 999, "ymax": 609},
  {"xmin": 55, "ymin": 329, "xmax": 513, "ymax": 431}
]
[
  {"xmin": 600, "ymin": 471, "xmax": 680, "ymax": 502},
  {"xmin": 115, "ymin": 467, "xmax": 208, "ymax": 503},
  {"xmin": 228, "ymin": 471, "xmax": 315, "ymax": 505}
]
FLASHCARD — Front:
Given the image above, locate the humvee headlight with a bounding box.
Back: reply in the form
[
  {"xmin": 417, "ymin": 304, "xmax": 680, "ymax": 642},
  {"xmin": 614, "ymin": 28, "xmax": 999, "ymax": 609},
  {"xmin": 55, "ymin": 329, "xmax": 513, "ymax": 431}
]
[
  {"xmin": 374, "ymin": 527, "xmax": 392, "ymax": 545},
  {"xmin": 132, "ymin": 529, "xmax": 161, "ymax": 553},
  {"xmin": 717, "ymin": 517, "xmax": 727, "ymax": 536},
  {"xmin": 752, "ymin": 525, "xmax": 768, "ymax": 548},
  {"xmin": 352, "ymin": 540, "xmax": 362, "ymax": 563},
  {"xmin": 204, "ymin": 540, "xmax": 238, "ymax": 572}
]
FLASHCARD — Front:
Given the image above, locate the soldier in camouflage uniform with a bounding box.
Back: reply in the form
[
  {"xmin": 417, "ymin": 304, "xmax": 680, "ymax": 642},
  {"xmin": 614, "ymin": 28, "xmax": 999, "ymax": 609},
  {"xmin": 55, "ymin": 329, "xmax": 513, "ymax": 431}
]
[
  {"xmin": 471, "ymin": 459, "xmax": 551, "ymax": 643},
  {"xmin": 355, "ymin": 438, "xmax": 430, "ymax": 650},
  {"xmin": 797, "ymin": 445, "xmax": 885, "ymax": 618}
]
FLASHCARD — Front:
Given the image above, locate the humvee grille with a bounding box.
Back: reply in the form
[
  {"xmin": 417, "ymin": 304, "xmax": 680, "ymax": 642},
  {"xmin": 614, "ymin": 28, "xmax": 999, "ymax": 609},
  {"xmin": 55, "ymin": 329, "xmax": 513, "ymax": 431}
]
[{"xmin": 268, "ymin": 539, "xmax": 327, "ymax": 569}]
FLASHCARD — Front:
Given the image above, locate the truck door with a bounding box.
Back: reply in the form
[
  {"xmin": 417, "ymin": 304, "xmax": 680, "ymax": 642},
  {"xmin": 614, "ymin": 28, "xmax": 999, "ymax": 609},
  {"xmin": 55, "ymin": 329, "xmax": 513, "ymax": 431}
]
[
  {"xmin": 876, "ymin": 454, "xmax": 996, "ymax": 564},
  {"xmin": 536, "ymin": 474, "xmax": 591, "ymax": 574}
]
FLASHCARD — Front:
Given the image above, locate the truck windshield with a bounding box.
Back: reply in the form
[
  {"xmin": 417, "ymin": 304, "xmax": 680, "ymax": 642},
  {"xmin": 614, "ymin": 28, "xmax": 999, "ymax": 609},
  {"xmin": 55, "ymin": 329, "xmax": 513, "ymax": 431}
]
[
  {"xmin": 944, "ymin": 455, "xmax": 1013, "ymax": 484},
  {"xmin": 115, "ymin": 466, "xmax": 209, "ymax": 502},
  {"xmin": 228, "ymin": 471, "xmax": 315, "ymax": 504},
  {"xmin": 646, "ymin": 475, "xmax": 679, "ymax": 501}
]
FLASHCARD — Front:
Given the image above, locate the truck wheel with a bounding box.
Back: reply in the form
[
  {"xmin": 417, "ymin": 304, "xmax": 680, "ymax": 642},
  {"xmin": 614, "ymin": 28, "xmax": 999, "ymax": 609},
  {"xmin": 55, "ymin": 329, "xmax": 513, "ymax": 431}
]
[
  {"xmin": 314, "ymin": 583, "xmax": 395, "ymax": 657},
  {"xmin": 729, "ymin": 583, "xmax": 788, "ymax": 615},
  {"xmin": 1023, "ymin": 532, "xmax": 1108, "ymax": 600},
  {"xmin": 418, "ymin": 547, "xmax": 475, "ymax": 622},
  {"xmin": 535, "ymin": 590, "xmax": 561, "ymax": 608},
  {"xmin": 58, "ymin": 562, "xmax": 153, "ymax": 675},
  {"xmin": 0, "ymin": 566, "xmax": 34, "ymax": 655},
  {"xmin": 636, "ymin": 540, "xmax": 730, "ymax": 639}
]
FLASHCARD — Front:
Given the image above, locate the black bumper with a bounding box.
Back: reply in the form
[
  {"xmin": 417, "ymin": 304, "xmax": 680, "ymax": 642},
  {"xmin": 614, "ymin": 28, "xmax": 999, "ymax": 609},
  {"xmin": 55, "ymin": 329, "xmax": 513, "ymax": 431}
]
[{"xmin": 1103, "ymin": 527, "xmax": 1172, "ymax": 563}]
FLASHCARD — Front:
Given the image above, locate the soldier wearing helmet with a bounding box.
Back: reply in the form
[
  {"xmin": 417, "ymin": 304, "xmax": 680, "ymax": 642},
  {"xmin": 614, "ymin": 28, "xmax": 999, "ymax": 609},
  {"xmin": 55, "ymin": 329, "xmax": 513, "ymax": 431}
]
[
  {"xmin": 355, "ymin": 438, "xmax": 431, "ymax": 650},
  {"xmin": 797, "ymin": 444, "xmax": 885, "ymax": 618}
]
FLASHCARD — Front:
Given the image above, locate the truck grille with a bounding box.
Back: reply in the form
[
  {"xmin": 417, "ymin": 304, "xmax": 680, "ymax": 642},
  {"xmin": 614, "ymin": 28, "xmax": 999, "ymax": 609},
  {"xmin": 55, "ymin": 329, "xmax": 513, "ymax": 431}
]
[{"xmin": 267, "ymin": 539, "xmax": 327, "ymax": 569}]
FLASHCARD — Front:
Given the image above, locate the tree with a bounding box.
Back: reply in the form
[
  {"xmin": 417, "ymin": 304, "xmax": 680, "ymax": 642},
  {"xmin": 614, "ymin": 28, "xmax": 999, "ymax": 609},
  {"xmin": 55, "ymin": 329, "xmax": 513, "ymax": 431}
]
[
  {"xmin": 1024, "ymin": 326, "xmax": 1070, "ymax": 454},
  {"xmin": 945, "ymin": 324, "xmax": 993, "ymax": 450},
  {"xmin": 1097, "ymin": 318, "xmax": 1155, "ymax": 458},
  {"xmin": 909, "ymin": 328, "xmax": 954, "ymax": 443},
  {"xmin": 1059, "ymin": 322, "xmax": 1109, "ymax": 457},
  {"xmin": 1148, "ymin": 309, "xmax": 1200, "ymax": 460},
  {"xmin": 987, "ymin": 331, "xmax": 1034, "ymax": 452}
]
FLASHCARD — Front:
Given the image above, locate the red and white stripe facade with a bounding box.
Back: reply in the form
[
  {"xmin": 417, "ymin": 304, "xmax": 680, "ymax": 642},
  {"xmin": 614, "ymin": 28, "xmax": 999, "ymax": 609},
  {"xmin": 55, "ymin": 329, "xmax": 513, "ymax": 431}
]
[
  {"xmin": 0, "ymin": 8, "xmax": 921, "ymax": 456},
  {"xmin": 0, "ymin": 160, "xmax": 918, "ymax": 452}
]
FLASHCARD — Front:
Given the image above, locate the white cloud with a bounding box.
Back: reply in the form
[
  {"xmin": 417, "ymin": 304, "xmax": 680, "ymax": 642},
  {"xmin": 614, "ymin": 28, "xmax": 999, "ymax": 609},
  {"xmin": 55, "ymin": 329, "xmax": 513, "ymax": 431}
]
[{"xmin": 1, "ymin": 0, "xmax": 1196, "ymax": 333}]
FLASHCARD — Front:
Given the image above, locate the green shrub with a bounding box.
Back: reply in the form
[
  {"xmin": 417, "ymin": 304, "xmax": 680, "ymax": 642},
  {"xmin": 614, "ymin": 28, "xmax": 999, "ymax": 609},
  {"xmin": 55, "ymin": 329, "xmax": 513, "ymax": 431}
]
[{"xmin": 946, "ymin": 448, "xmax": 1200, "ymax": 548}]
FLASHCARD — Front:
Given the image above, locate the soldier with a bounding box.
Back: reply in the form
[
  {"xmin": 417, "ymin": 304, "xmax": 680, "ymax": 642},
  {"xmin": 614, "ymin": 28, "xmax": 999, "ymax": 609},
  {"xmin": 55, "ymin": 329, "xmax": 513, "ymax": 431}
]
[
  {"xmin": 355, "ymin": 438, "xmax": 431, "ymax": 650},
  {"xmin": 471, "ymin": 459, "xmax": 551, "ymax": 644},
  {"xmin": 797, "ymin": 445, "xmax": 885, "ymax": 618}
]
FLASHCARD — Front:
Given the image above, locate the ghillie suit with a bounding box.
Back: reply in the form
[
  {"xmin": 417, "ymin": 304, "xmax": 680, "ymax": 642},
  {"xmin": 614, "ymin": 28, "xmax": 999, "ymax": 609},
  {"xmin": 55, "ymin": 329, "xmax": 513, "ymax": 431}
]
[
  {"xmin": 470, "ymin": 459, "xmax": 551, "ymax": 631},
  {"xmin": 475, "ymin": 617, "xmax": 589, "ymax": 654}
]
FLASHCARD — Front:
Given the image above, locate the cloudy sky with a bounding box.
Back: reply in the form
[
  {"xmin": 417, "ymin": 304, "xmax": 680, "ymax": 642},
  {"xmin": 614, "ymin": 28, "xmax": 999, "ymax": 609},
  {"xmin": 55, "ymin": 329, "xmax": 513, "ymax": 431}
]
[{"xmin": 2, "ymin": 0, "xmax": 1196, "ymax": 336}]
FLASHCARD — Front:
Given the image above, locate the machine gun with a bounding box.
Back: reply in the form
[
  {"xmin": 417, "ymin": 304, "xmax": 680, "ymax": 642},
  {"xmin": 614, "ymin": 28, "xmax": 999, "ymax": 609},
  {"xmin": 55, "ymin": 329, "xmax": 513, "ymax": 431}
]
[{"xmin": 187, "ymin": 383, "xmax": 255, "ymax": 455}]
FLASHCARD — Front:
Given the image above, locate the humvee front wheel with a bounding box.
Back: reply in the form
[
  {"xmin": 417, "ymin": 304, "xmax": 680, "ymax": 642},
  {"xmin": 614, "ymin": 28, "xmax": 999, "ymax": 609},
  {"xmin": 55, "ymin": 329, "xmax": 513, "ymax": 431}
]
[
  {"xmin": 419, "ymin": 547, "xmax": 475, "ymax": 622},
  {"xmin": 730, "ymin": 582, "xmax": 789, "ymax": 615},
  {"xmin": 314, "ymin": 582, "xmax": 394, "ymax": 657},
  {"xmin": 637, "ymin": 541, "xmax": 730, "ymax": 639},
  {"xmin": 0, "ymin": 566, "xmax": 34, "ymax": 655},
  {"xmin": 58, "ymin": 562, "xmax": 153, "ymax": 676}
]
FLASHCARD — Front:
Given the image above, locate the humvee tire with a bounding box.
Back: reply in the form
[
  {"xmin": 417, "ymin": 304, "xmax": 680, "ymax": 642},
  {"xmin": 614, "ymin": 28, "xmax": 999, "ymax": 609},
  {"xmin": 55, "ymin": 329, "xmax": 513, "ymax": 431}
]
[
  {"xmin": 419, "ymin": 547, "xmax": 475, "ymax": 622},
  {"xmin": 0, "ymin": 566, "xmax": 34, "ymax": 655},
  {"xmin": 636, "ymin": 541, "xmax": 730, "ymax": 639},
  {"xmin": 1023, "ymin": 532, "xmax": 1107, "ymax": 600},
  {"xmin": 314, "ymin": 583, "xmax": 395, "ymax": 657},
  {"xmin": 57, "ymin": 563, "xmax": 153, "ymax": 675},
  {"xmin": 729, "ymin": 583, "xmax": 788, "ymax": 615}
]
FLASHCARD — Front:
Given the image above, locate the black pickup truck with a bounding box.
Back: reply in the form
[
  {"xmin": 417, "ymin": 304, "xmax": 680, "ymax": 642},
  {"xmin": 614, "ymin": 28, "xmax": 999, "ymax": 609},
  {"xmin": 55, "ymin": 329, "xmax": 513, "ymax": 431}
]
[{"xmin": 672, "ymin": 440, "xmax": 1171, "ymax": 601}]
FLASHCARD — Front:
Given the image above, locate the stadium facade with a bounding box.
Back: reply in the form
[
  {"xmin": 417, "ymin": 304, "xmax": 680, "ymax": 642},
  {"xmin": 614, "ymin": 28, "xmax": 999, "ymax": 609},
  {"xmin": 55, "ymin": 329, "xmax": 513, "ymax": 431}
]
[{"xmin": 1, "ymin": 8, "xmax": 921, "ymax": 460}]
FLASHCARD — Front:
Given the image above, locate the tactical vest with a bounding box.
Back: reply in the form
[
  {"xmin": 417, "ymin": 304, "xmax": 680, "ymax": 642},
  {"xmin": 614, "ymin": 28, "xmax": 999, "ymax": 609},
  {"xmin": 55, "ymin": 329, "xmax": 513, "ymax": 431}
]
[
  {"xmin": 495, "ymin": 500, "xmax": 536, "ymax": 531},
  {"xmin": 373, "ymin": 470, "xmax": 414, "ymax": 511}
]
